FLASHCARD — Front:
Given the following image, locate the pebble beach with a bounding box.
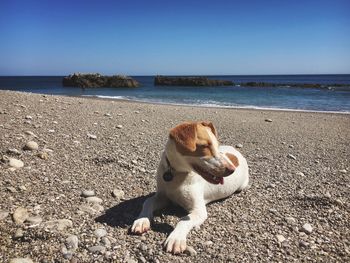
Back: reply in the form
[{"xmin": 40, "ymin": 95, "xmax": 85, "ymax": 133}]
[{"xmin": 0, "ymin": 90, "xmax": 349, "ymax": 262}]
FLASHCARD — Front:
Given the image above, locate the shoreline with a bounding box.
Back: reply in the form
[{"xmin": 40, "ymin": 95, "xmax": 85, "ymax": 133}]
[{"xmin": 2, "ymin": 89, "xmax": 349, "ymax": 115}]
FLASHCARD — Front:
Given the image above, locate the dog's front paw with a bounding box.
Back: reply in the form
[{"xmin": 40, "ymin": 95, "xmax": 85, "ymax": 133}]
[
  {"xmin": 131, "ymin": 217, "xmax": 150, "ymax": 235},
  {"xmin": 164, "ymin": 231, "xmax": 187, "ymax": 254}
]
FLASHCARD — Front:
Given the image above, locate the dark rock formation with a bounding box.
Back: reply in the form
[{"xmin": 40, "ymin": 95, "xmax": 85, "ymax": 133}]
[
  {"xmin": 154, "ymin": 76, "xmax": 233, "ymax": 86},
  {"xmin": 63, "ymin": 73, "xmax": 139, "ymax": 88}
]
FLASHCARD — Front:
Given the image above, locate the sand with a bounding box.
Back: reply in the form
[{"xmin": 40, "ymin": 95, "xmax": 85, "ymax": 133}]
[{"xmin": 0, "ymin": 90, "xmax": 349, "ymax": 262}]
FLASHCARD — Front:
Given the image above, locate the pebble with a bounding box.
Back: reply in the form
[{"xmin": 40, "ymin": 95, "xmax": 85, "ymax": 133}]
[
  {"xmin": 339, "ymin": 169, "xmax": 347, "ymax": 174},
  {"xmin": 235, "ymin": 143, "xmax": 243, "ymax": 149},
  {"xmin": 116, "ymin": 125, "xmax": 123, "ymax": 129},
  {"xmin": 7, "ymin": 148, "xmax": 21, "ymax": 155},
  {"xmin": 8, "ymin": 158, "xmax": 24, "ymax": 168},
  {"xmin": 204, "ymin": 240, "xmax": 213, "ymax": 246},
  {"xmin": 94, "ymin": 228, "xmax": 107, "ymax": 238},
  {"xmin": 0, "ymin": 210, "xmax": 9, "ymax": 220},
  {"xmin": 88, "ymin": 245, "xmax": 106, "ymax": 254},
  {"xmin": 78, "ymin": 204, "xmax": 104, "ymax": 214},
  {"xmin": 131, "ymin": 160, "xmax": 138, "ymax": 165},
  {"xmin": 301, "ymin": 223, "xmax": 313, "ymax": 234},
  {"xmin": 65, "ymin": 235, "xmax": 79, "ymax": 251},
  {"xmin": 9, "ymin": 258, "xmax": 33, "ymax": 263},
  {"xmin": 265, "ymin": 118, "xmax": 273, "ymax": 122},
  {"xmin": 81, "ymin": 190, "xmax": 95, "ymax": 197},
  {"xmin": 276, "ymin": 234, "xmax": 286, "ymax": 243},
  {"xmin": 101, "ymin": 237, "xmax": 111, "ymax": 247},
  {"xmin": 287, "ymin": 154, "xmax": 296, "ymax": 160},
  {"xmin": 112, "ymin": 189, "xmax": 125, "ymax": 199},
  {"xmin": 48, "ymin": 129, "xmax": 55, "ymax": 133},
  {"xmin": 299, "ymin": 240, "xmax": 309, "ymax": 248},
  {"xmin": 104, "ymin": 113, "xmax": 111, "ymax": 117},
  {"xmin": 14, "ymin": 228, "xmax": 24, "ymax": 239},
  {"xmin": 184, "ymin": 245, "xmax": 197, "ymax": 256},
  {"xmin": 86, "ymin": 196, "xmax": 103, "ymax": 204},
  {"xmin": 296, "ymin": 171, "xmax": 305, "ymax": 177},
  {"xmin": 13, "ymin": 207, "xmax": 29, "ymax": 224},
  {"xmin": 37, "ymin": 152, "xmax": 48, "ymax": 160},
  {"xmin": 42, "ymin": 219, "xmax": 73, "ymax": 231},
  {"xmin": 25, "ymin": 115, "xmax": 32, "ymax": 120},
  {"xmin": 23, "ymin": 141, "xmax": 39, "ymax": 151},
  {"xmin": 24, "ymin": 131, "xmax": 37, "ymax": 137},
  {"xmin": 285, "ymin": 216, "xmax": 297, "ymax": 225},
  {"xmin": 25, "ymin": 216, "xmax": 43, "ymax": 226},
  {"xmin": 87, "ymin": 133, "xmax": 97, "ymax": 139},
  {"xmin": 7, "ymin": 186, "xmax": 17, "ymax": 193}
]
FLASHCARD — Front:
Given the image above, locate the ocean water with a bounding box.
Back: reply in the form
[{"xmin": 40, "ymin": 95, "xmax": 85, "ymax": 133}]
[{"xmin": 0, "ymin": 75, "xmax": 350, "ymax": 113}]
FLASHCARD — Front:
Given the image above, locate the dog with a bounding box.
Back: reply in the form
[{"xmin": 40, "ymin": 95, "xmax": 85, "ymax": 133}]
[{"xmin": 131, "ymin": 121, "xmax": 249, "ymax": 254}]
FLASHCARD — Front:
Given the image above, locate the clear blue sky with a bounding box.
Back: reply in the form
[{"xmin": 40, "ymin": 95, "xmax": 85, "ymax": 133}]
[{"xmin": 0, "ymin": 0, "xmax": 349, "ymax": 75}]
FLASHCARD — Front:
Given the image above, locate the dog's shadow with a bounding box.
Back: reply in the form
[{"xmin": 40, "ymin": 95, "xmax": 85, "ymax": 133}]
[{"xmin": 95, "ymin": 193, "xmax": 187, "ymax": 235}]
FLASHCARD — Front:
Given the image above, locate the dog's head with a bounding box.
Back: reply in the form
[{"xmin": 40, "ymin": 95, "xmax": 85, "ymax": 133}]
[{"xmin": 168, "ymin": 121, "xmax": 238, "ymax": 184}]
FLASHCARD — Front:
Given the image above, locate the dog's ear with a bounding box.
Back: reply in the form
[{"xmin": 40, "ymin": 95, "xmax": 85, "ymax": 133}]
[
  {"xmin": 169, "ymin": 122, "xmax": 197, "ymax": 152},
  {"xmin": 201, "ymin": 121, "xmax": 217, "ymax": 137},
  {"xmin": 225, "ymin": 153, "xmax": 239, "ymax": 167}
]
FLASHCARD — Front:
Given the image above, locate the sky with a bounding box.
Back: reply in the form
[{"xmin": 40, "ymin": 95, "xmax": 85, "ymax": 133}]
[{"xmin": 0, "ymin": 0, "xmax": 349, "ymax": 75}]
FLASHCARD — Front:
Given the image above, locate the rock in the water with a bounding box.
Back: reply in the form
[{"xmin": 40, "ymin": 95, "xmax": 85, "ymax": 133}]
[
  {"xmin": 81, "ymin": 190, "xmax": 95, "ymax": 197},
  {"xmin": 88, "ymin": 245, "xmax": 106, "ymax": 254},
  {"xmin": 65, "ymin": 235, "xmax": 79, "ymax": 251},
  {"xmin": 23, "ymin": 141, "xmax": 39, "ymax": 151},
  {"xmin": 0, "ymin": 210, "xmax": 9, "ymax": 220},
  {"xmin": 13, "ymin": 207, "xmax": 29, "ymax": 224},
  {"xmin": 287, "ymin": 154, "xmax": 297, "ymax": 160},
  {"xmin": 9, "ymin": 258, "xmax": 33, "ymax": 263},
  {"xmin": 8, "ymin": 158, "xmax": 24, "ymax": 168},
  {"xmin": 86, "ymin": 196, "xmax": 103, "ymax": 204},
  {"xmin": 112, "ymin": 189, "xmax": 125, "ymax": 199},
  {"xmin": 301, "ymin": 223, "xmax": 313, "ymax": 234},
  {"xmin": 276, "ymin": 234, "xmax": 286, "ymax": 243},
  {"xmin": 42, "ymin": 219, "xmax": 73, "ymax": 231},
  {"xmin": 235, "ymin": 143, "xmax": 243, "ymax": 149},
  {"xmin": 94, "ymin": 228, "xmax": 107, "ymax": 238}
]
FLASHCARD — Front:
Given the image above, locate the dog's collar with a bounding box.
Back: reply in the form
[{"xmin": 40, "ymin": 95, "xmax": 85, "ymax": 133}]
[{"xmin": 163, "ymin": 155, "xmax": 189, "ymax": 182}]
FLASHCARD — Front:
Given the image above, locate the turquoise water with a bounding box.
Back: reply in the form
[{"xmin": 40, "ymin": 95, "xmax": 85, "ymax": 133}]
[{"xmin": 0, "ymin": 75, "xmax": 350, "ymax": 112}]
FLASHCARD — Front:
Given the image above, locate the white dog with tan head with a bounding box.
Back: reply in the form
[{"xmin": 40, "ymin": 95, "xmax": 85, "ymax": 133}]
[{"xmin": 131, "ymin": 121, "xmax": 249, "ymax": 254}]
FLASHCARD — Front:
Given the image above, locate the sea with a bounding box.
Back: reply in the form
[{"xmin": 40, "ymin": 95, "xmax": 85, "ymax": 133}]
[{"xmin": 0, "ymin": 75, "xmax": 350, "ymax": 113}]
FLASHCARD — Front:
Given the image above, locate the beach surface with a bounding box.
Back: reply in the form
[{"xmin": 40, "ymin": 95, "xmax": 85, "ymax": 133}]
[{"xmin": 0, "ymin": 90, "xmax": 349, "ymax": 262}]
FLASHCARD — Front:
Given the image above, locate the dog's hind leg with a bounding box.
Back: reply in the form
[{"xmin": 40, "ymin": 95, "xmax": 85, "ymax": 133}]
[
  {"xmin": 164, "ymin": 203, "xmax": 208, "ymax": 254},
  {"xmin": 131, "ymin": 193, "xmax": 168, "ymax": 235}
]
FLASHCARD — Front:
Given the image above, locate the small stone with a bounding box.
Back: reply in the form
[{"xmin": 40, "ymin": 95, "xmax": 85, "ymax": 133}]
[
  {"xmin": 299, "ymin": 240, "xmax": 309, "ymax": 248},
  {"xmin": 7, "ymin": 148, "xmax": 21, "ymax": 155},
  {"xmin": 104, "ymin": 113, "xmax": 111, "ymax": 117},
  {"xmin": 184, "ymin": 245, "xmax": 197, "ymax": 256},
  {"xmin": 324, "ymin": 192, "xmax": 331, "ymax": 198},
  {"xmin": 65, "ymin": 235, "xmax": 79, "ymax": 251},
  {"xmin": 18, "ymin": 185, "xmax": 27, "ymax": 191},
  {"xmin": 25, "ymin": 216, "xmax": 42, "ymax": 226},
  {"xmin": 7, "ymin": 186, "xmax": 17, "ymax": 193},
  {"xmin": 13, "ymin": 207, "xmax": 29, "ymax": 224},
  {"xmin": 116, "ymin": 125, "xmax": 123, "ymax": 129},
  {"xmin": 48, "ymin": 129, "xmax": 55, "ymax": 133},
  {"xmin": 37, "ymin": 152, "xmax": 48, "ymax": 160},
  {"xmin": 276, "ymin": 234, "xmax": 286, "ymax": 243},
  {"xmin": 85, "ymin": 196, "xmax": 103, "ymax": 204},
  {"xmin": 101, "ymin": 237, "xmax": 111, "ymax": 247},
  {"xmin": 301, "ymin": 223, "xmax": 313, "ymax": 234},
  {"xmin": 9, "ymin": 258, "xmax": 33, "ymax": 263},
  {"xmin": 112, "ymin": 189, "xmax": 124, "ymax": 199},
  {"xmin": 94, "ymin": 228, "xmax": 107, "ymax": 238},
  {"xmin": 339, "ymin": 169, "xmax": 347, "ymax": 174},
  {"xmin": 8, "ymin": 158, "xmax": 24, "ymax": 168},
  {"xmin": 265, "ymin": 118, "xmax": 273, "ymax": 122},
  {"xmin": 81, "ymin": 190, "xmax": 95, "ymax": 197},
  {"xmin": 24, "ymin": 131, "xmax": 37, "ymax": 137},
  {"xmin": 14, "ymin": 228, "xmax": 24, "ymax": 239},
  {"xmin": 140, "ymin": 244, "xmax": 148, "ymax": 251},
  {"xmin": 87, "ymin": 133, "xmax": 97, "ymax": 139},
  {"xmin": 42, "ymin": 219, "xmax": 73, "ymax": 231},
  {"xmin": 23, "ymin": 141, "xmax": 39, "ymax": 151},
  {"xmin": 296, "ymin": 171, "xmax": 305, "ymax": 177},
  {"xmin": 204, "ymin": 240, "xmax": 213, "ymax": 246},
  {"xmin": 0, "ymin": 210, "xmax": 9, "ymax": 220},
  {"xmin": 288, "ymin": 144, "xmax": 294, "ymax": 148},
  {"xmin": 131, "ymin": 160, "xmax": 138, "ymax": 165},
  {"xmin": 25, "ymin": 115, "xmax": 32, "ymax": 120},
  {"xmin": 267, "ymin": 183, "xmax": 276, "ymax": 189},
  {"xmin": 235, "ymin": 143, "xmax": 243, "ymax": 149},
  {"xmin": 285, "ymin": 216, "xmax": 297, "ymax": 225},
  {"xmin": 88, "ymin": 245, "xmax": 106, "ymax": 254},
  {"xmin": 287, "ymin": 154, "xmax": 296, "ymax": 160}
]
